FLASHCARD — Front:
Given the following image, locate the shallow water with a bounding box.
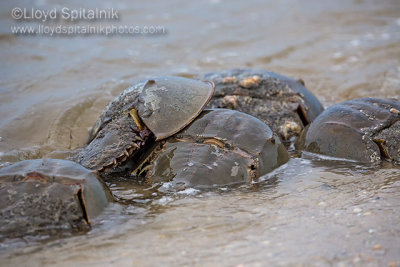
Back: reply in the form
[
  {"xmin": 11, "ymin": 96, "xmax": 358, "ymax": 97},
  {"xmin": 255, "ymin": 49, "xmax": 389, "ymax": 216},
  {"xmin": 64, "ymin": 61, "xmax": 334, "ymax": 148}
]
[{"xmin": 1, "ymin": 0, "xmax": 400, "ymax": 266}]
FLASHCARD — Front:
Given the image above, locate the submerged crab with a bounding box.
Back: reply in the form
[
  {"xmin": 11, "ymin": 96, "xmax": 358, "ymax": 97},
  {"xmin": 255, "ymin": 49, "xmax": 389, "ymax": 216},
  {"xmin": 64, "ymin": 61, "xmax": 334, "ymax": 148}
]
[
  {"xmin": 0, "ymin": 159, "xmax": 112, "ymax": 239},
  {"xmin": 76, "ymin": 77, "xmax": 215, "ymax": 172},
  {"xmin": 139, "ymin": 109, "xmax": 289, "ymax": 190},
  {"xmin": 296, "ymin": 98, "xmax": 400, "ymax": 163},
  {"xmin": 200, "ymin": 68, "xmax": 324, "ymax": 143}
]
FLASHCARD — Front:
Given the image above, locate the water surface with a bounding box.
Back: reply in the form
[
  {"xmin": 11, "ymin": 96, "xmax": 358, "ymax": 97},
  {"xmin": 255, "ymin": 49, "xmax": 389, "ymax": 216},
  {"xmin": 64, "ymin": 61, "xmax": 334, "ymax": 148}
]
[{"xmin": 0, "ymin": 0, "xmax": 399, "ymax": 266}]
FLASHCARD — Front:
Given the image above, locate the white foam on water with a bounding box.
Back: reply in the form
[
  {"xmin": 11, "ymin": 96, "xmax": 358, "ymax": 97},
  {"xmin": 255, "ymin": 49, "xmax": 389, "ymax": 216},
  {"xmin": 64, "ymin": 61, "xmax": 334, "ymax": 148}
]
[
  {"xmin": 154, "ymin": 196, "xmax": 174, "ymax": 205},
  {"xmin": 177, "ymin": 188, "xmax": 200, "ymax": 195}
]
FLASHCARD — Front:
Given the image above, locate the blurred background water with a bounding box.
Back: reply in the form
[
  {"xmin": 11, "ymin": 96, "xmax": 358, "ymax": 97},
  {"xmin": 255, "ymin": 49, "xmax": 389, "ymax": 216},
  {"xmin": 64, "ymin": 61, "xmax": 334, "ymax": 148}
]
[{"xmin": 0, "ymin": 0, "xmax": 399, "ymax": 266}]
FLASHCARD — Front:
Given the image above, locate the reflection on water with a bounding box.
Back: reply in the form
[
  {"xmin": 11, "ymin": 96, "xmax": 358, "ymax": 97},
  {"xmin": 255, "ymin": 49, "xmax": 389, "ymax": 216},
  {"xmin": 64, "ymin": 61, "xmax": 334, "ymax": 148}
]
[
  {"xmin": 1, "ymin": 158, "xmax": 399, "ymax": 266},
  {"xmin": 0, "ymin": 0, "xmax": 400, "ymax": 265}
]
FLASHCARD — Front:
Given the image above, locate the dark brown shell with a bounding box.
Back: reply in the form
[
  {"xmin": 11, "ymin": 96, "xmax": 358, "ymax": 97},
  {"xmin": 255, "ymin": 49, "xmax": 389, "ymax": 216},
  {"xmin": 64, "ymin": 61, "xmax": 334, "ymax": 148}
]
[
  {"xmin": 137, "ymin": 77, "xmax": 215, "ymax": 141},
  {"xmin": 76, "ymin": 81, "xmax": 147, "ymax": 171},
  {"xmin": 296, "ymin": 98, "xmax": 400, "ymax": 163},
  {"xmin": 0, "ymin": 159, "xmax": 112, "ymax": 239},
  {"xmin": 76, "ymin": 77, "xmax": 214, "ymax": 172},
  {"xmin": 200, "ymin": 68, "xmax": 324, "ymax": 143},
  {"xmin": 145, "ymin": 109, "xmax": 289, "ymax": 189}
]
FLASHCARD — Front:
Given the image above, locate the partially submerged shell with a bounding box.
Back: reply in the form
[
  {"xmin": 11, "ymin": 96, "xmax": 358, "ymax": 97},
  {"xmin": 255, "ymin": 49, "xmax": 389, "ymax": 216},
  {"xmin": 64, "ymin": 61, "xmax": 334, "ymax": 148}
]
[
  {"xmin": 200, "ymin": 68, "xmax": 324, "ymax": 143},
  {"xmin": 76, "ymin": 77, "xmax": 214, "ymax": 172},
  {"xmin": 296, "ymin": 98, "xmax": 400, "ymax": 163},
  {"xmin": 77, "ymin": 81, "xmax": 147, "ymax": 171},
  {"xmin": 144, "ymin": 109, "xmax": 289, "ymax": 189},
  {"xmin": 0, "ymin": 159, "xmax": 112, "ymax": 239},
  {"xmin": 137, "ymin": 77, "xmax": 215, "ymax": 140}
]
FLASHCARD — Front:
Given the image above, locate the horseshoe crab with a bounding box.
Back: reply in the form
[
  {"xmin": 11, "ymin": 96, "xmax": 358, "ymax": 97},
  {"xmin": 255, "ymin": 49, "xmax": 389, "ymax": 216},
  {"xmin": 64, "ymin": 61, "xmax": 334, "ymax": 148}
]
[
  {"xmin": 136, "ymin": 109, "xmax": 289, "ymax": 190},
  {"xmin": 0, "ymin": 159, "xmax": 112, "ymax": 239},
  {"xmin": 296, "ymin": 98, "xmax": 400, "ymax": 163},
  {"xmin": 200, "ymin": 68, "xmax": 324, "ymax": 143},
  {"xmin": 76, "ymin": 77, "xmax": 215, "ymax": 172}
]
